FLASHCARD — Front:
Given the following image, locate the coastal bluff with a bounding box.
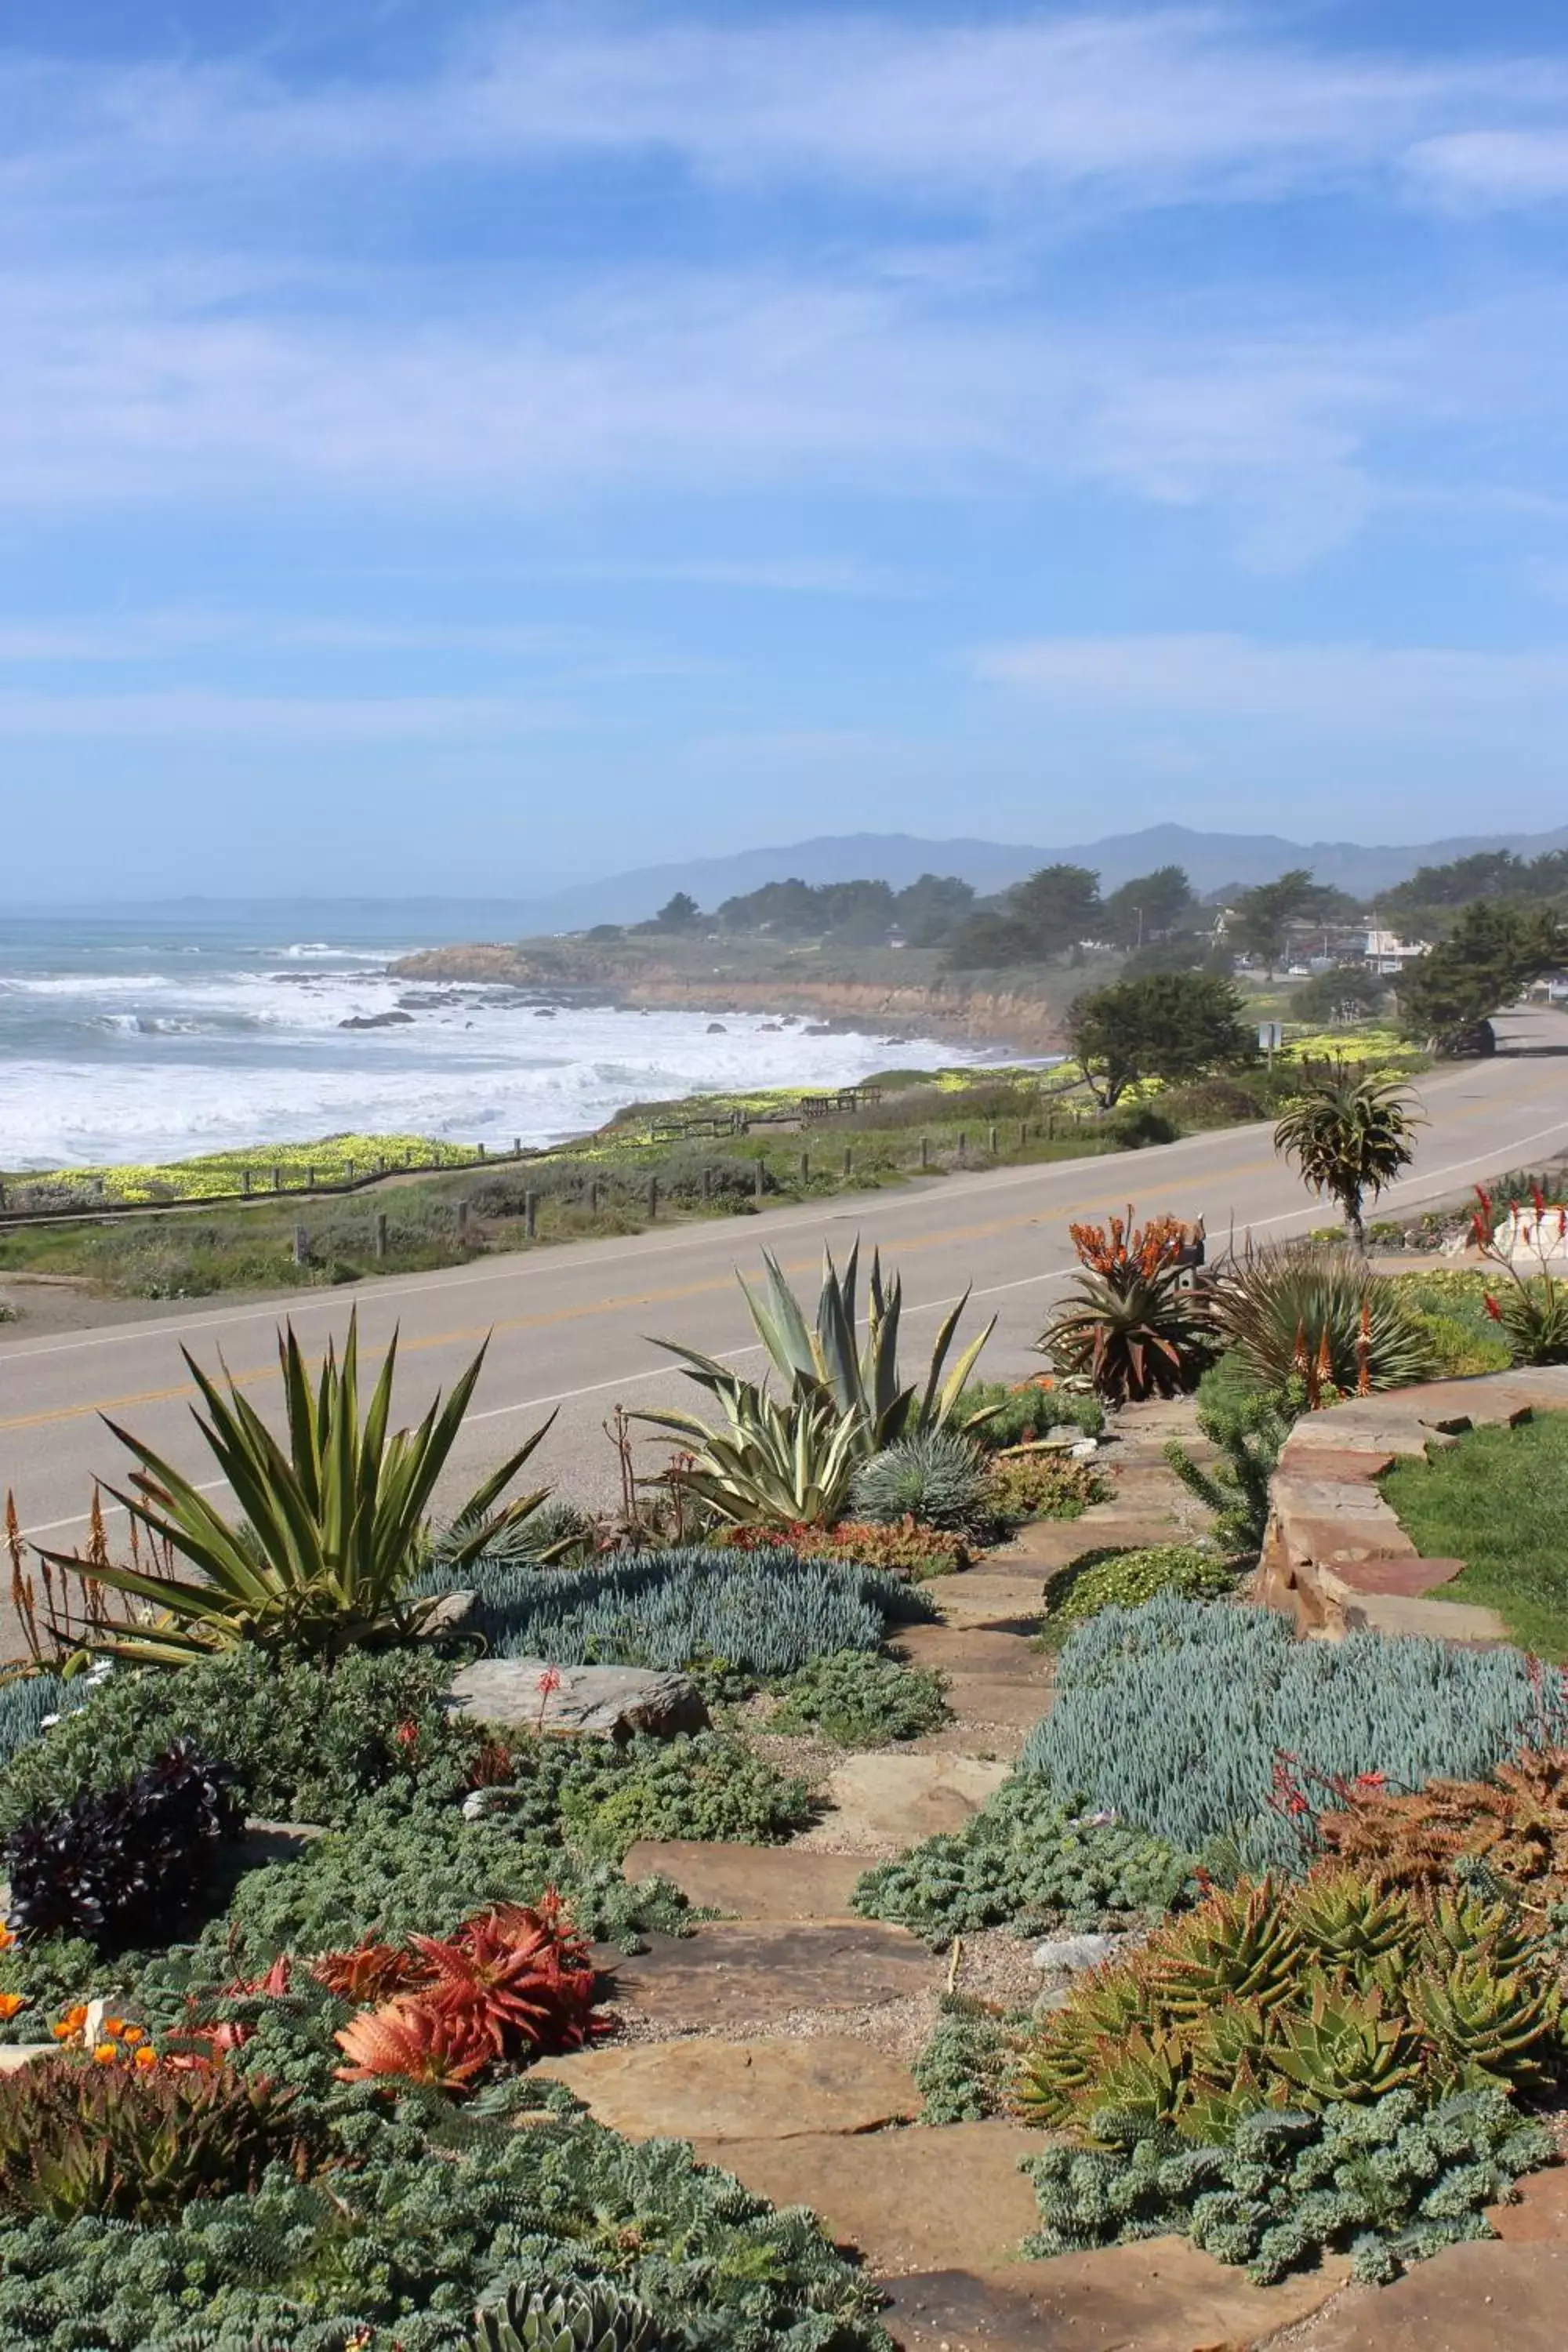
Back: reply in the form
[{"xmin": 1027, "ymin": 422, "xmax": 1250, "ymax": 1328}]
[{"xmin": 390, "ymin": 943, "xmax": 1066, "ymax": 1055}]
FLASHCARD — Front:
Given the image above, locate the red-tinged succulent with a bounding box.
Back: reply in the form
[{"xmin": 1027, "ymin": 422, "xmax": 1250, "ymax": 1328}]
[
  {"xmin": 221, "ymin": 1955, "xmax": 293, "ymax": 2000},
  {"xmin": 333, "ymin": 1997, "xmax": 492, "ymax": 2089},
  {"xmin": 312, "ymin": 1940, "xmax": 424, "ymax": 2005}
]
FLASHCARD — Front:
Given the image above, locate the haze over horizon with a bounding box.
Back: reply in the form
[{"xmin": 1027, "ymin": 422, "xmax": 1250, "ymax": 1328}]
[{"xmin": 6, "ymin": 2, "xmax": 1568, "ymax": 898}]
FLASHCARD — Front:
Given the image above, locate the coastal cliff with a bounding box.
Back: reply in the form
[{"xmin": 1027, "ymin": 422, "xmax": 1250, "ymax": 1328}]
[{"xmin": 390, "ymin": 945, "xmax": 1068, "ymax": 1055}]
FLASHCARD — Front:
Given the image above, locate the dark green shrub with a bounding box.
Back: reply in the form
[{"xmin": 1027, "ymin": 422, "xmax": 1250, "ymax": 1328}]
[
  {"xmin": 1109, "ymin": 1102, "xmax": 1180, "ymax": 1149},
  {"xmin": 1024, "ymin": 2089, "xmax": 1551, "ymax": 2285},
  {"xmin": 0, "ymin": 1651, "xmax": 482, "ymax": 1838},
  {"xmin": 769, "ymin": 1650, "xmax": 948, "ymax": 1747},
  {"xmin": 208, "ymin": 1787, "xmax": 691, "ymax": 1969},
  {"xmin": 849, "ymin": 1432, "xmax": 994, "ymax": 1533},
  {"xmin": 416, "ymin": 1547, "xmax": 934, "ymax": 1678},
  {"xmin": 5, "ymin": 1743, "xmax": 241, "ymax": 1954},
  {"xmin": 853, "ymin": 1776, "xmax": 1191, "ymax": 1944},
  {"xmin": 913, "ymin": 1997, "xmax": 1012, "ymax": 2122},
  {"xmin": 1022, "ymin": 1594, "xmax": 1568, "ymax": 1874}
]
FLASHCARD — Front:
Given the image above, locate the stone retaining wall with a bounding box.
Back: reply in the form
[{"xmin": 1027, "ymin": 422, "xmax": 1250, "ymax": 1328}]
[{"xmin": 1258, "ymin": 1363, "xmax": 1568, "ymax": 1642}]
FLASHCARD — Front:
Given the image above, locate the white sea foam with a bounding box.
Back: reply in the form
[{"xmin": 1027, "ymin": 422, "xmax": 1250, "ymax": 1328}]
[{"xmin": 0, "ymin": 935, "xmax": 993, "ymax": 1169}]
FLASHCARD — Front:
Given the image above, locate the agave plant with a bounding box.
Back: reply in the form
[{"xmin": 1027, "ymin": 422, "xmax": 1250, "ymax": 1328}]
[
  {"xmin": 467, "ymin": 2280, "xmax": 662, "ymax": 2352},
  {"xmin": 37, "ymin": 1312, "xmax": 557, "ymax": 1663},
  {"xmin": 643, "ymin": 1380, "xmax": 865, "ymax": 1528},
  {"xmin": 1209, "ymin": 1244, "xmax": 1436, "ymax": 1403},
  {"xmin": 650, "ymin": 1243, "xmax": 994, "ymax": 1451}
]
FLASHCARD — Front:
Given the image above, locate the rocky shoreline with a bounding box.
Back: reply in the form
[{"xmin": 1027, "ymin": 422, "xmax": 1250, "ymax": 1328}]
[{"xmin": 389, "ymin": 945, "xmax": 1068, "ymax": 1058}]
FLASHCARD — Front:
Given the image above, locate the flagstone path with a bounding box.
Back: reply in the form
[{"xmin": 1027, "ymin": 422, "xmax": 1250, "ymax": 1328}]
[{"xmin": 541, "ymin": 1398, "xmax": 1567, "ymax": 2346}]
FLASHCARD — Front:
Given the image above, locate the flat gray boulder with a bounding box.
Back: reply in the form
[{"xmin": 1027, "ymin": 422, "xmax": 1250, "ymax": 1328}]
[{"xmin": 447, "ymin": 1658, "xmax": 710, "ymax": 1740}]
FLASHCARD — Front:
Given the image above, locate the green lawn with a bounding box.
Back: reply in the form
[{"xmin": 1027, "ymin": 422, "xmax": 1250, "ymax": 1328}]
[{"xmin": 1381, "ymin": 1413, "xmax": 1568, "ymax": 1660}]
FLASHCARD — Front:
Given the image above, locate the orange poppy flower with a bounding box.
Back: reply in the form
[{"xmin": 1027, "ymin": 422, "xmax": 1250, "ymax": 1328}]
[{"xmin": 0, "ymin": 1994, "xmax": 27, "ymax": 2021}]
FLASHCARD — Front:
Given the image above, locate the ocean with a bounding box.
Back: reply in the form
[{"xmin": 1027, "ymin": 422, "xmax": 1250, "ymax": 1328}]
[{"xmin": 0, "ymin": 904, "xmax": 985, "ymax": 1171}]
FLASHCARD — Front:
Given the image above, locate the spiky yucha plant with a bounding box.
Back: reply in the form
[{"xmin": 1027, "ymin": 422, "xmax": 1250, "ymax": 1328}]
[{"xmin": 34, "ymin": 1312, "xmax": 557, "ymax": 1662}]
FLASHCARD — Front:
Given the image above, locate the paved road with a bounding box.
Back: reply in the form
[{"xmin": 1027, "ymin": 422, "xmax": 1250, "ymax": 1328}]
[{"xmin": 4, "ymin": 1009, "xmax": 1566, "ymax": 1559}]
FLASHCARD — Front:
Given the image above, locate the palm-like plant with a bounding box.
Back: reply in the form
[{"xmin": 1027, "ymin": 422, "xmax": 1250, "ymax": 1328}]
[
  {"xmin": 37, "ymin": 1312, "xmax": 555, "ymax": 1663},
  {"xmin": 1273, "ymin": 1061, "xmax": 1422, "ymax": 1247}
]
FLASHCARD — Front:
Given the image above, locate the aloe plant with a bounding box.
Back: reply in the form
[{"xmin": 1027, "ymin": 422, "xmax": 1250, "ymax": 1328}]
[{"xmin": 38, "ymin": 1312, "xmax": 554, "ymax": 1662}]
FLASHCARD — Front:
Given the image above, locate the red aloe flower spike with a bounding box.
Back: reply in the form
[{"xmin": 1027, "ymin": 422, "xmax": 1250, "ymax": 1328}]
[
  {"xmin": 1485, "ymin": 1294, "xmax": 1503, "ymax": 1322},
  {"xmin": 333, "ymin": 1996, "xmax": 492, "ymax": 2088},
  {"xmin": 1533, "ymin": 1183, "xmax": 1547, "ymax": 1221}
]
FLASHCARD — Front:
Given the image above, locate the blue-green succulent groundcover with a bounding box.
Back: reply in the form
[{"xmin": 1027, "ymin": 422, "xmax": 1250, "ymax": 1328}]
[{"xmin": 1022, "ymin": 1591, "xmax": 1568, "ymax": 1871}]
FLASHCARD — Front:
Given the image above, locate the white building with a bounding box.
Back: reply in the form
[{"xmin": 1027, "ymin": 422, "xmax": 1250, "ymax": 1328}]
[{"xmin": 1363, "ymin": 928, "xmax": 1428, "ymax": 977}]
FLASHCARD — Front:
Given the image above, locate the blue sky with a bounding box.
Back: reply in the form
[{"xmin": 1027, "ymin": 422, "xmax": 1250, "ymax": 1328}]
[{"xmin": 5, "ymin": 1, "xmax": 1568, "ymax": 898}]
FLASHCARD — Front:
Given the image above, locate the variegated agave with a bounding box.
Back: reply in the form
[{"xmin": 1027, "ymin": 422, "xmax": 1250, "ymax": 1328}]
[{"xmin": 639, "ymin": 1240, "xmax": 996, "ymax": 1526}]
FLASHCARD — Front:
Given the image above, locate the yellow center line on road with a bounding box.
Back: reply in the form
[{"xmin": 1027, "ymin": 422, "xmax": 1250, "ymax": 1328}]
[
  {"xmin": 0, "ymin": 1154, "xmax": 1278, "ymax": 1438},
  {"xmin": 5, "ymin": 1087, "xmax": 1568, "ymax": 1444}
]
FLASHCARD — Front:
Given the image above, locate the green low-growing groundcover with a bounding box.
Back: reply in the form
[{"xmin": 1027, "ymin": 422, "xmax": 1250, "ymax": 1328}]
[
  {"xmin": 1381, "ymin": 1410, "xmax": 1568, "ymax": 1661},
  {"xmin": 0, "ymin": 1629, "xmax": 892, "ymax": 2349}
]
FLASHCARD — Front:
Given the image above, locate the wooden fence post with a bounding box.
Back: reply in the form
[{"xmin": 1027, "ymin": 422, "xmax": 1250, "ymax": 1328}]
[
  {"xmin": 524, "ymin": 1192, "xmax": 538, "ymax": 1240},
  {"xmin": 374, "ymin": 1213, "xmax": 388, "ymax": 1259},
  {"xmin": 292, "ymin": 1225, "xmax": 308, "ymax": 1265}
]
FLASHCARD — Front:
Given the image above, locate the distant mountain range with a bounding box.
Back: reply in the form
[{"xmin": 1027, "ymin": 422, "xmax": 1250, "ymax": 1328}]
[{"xmin": 503, "ymin": 821, "xmax": 1568, "ymax": 931}]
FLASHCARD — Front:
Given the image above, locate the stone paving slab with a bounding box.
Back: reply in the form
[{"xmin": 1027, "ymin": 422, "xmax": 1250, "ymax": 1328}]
[
  {"xmin": 931, "ymin": 1578, "xmax": 1048, "ymax": 1631},
  {"xmin": 532, "ymin": 2035, "xmax": 919, "ymax": 2141},
  {"xmin": 620, "ymin": 1840, "xmax": 868, "ymax": 1922},
  {"xmin": 1341, "ymin": 1592, "xmax": 1509, "ymax": 1644},
  {"xmin": 942, "ymin": 1673, "xmax": 1051, "ymax": 1732},
  {"xmin": 880, "ymin": 2241, "xmax": 1350, "ymax": 2350},
  {"xmin": 892, "ymin": 1625, "xmax": 1049, "ymax": 1676},
  {"xmin": 1335, "ymin": 1555, "xmax": 1465, "ymax": 1595},
  {"xmin": 807, "ymin": 1751, "xmax": 1011, "ymax": 1847},
  {"xmin": 691, "ymin": 2119, "xmax": 1043, "ymax": 2274},
  {"xmin": 1287, "ymin": 2239, "xmax": 1567, "ymax": 2350},
  {"xmin": 603, "ymin": 1921, "xmax": 935, "ymax": 2025}
]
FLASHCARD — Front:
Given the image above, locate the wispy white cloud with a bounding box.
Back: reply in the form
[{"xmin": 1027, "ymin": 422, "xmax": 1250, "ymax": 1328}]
[
  {"xmin": 1406, "ymin": 130, "xmax": 1568, "ymax": 210},
  {"xmin": 0, "ymin": 688, "xmax": 579, "ymax": 739},
  {"xmin": 975, "ymin": 632, "xmax": 1568, "ymax": 724},
  {"xmin": 5, "ymin": 9, "xmax": 1558, "ymax": 214}
]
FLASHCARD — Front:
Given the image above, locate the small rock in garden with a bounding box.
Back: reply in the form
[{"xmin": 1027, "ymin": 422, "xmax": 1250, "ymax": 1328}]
[
  {"xmin": 447, "ymin": 1658, "xmax": 710, "ymax": 1740},
  {"xmin": 1068, "ymin": 1438, "xmax": 1100, "ymax": 1458},
  {"xmin": 1031, "ymin": 1931, "xmax": 1120, "ymax": 1973},
  {"xmin": 417, "ymin": 1589, "xmax": 477, "ymax": 1636}
]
